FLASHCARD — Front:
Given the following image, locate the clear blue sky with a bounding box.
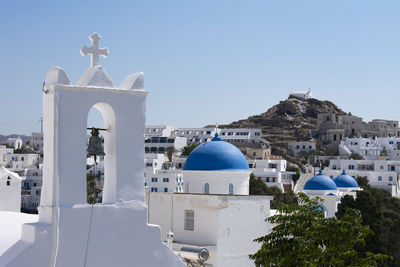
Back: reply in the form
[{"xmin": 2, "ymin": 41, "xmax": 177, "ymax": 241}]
[{"xmin": 1, "ymin": 1, "xmax": 399, "ymax": 135}]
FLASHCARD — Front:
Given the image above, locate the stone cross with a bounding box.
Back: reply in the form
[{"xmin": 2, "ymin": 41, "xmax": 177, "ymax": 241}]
[{"xmin": 80, "ymin": 33, "xmax": 109, "ymax": 67}]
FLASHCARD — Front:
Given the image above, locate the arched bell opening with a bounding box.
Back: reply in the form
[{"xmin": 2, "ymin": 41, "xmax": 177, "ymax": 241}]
[{"xmin": 86, "ymin": 102, "xmax": 116, "ymax": 205}]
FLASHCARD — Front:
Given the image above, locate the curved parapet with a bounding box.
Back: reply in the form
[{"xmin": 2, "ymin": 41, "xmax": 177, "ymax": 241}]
[
  {"xmin": 77, "ymin": 65, "xmax": 116, "ymax": 88},
  {"xmin": 120, "ymin": 72, "xmax": 144, "ymax": 90},
  {"xmin": 45, "ymin": 66, "xmax": 71, "ymax": 86}
]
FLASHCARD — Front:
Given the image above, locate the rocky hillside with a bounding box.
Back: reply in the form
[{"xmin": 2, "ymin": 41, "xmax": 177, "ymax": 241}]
[{"xmin": 218, "ymin": 96, "xmax": 347, "ymax": 155}]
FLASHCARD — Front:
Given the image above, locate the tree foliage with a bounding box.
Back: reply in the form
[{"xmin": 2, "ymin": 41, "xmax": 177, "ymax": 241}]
[
  {"xmin": 349, "ymin": 153, "xmax": 364, "ymax": 160},
  {"xmin": 336, "ymin": 180, "xmax": 400, "ymax": 266},
  {"xmin": 166, "ymin": 146, "xmax": 176, "ymax": 162},
  {"xmin": 249, "ymin": 175, "xmax": 298, "ymax": 208},
  {"xmin": 250, "ymin": 193, "xmax": 387, "ymax": 266},
  {"xmin": 181, "ymin": 143, "xmax": 198, "ymax": 156},
  {"xmin": 87, "ymin": 173, "xmax": 102, "ymax": 204}
]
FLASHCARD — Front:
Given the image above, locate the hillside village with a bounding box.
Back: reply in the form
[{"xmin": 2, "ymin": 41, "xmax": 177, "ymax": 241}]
[
  {"xmin": 1, "ymin": 33, "xmax": 399, "ymax": 266},
  {"xmin": 2, "ymin": 91, "xmax": 400, "ymax": 212}
]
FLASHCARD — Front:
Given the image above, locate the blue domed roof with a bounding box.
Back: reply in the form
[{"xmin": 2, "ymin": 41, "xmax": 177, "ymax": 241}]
[
  {"xmin": 334, "ymin": 170, "xmax": 358, "ymax": 188},
  {"xmin": 184, "ymin": 133, "xmax": 249, "ymax": 171},
  {"xmin": 304, "ymin": 170, "xmax": 338, "ymax": 190}
]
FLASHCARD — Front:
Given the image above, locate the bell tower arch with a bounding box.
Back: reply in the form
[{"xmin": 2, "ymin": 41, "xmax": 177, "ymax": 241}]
[{"xmin": 1, "ymin": 33, "xmax": 184, "ymax": 267}]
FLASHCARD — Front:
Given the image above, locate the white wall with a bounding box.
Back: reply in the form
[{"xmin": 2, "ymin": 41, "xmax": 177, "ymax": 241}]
[
  {"xmin": 183, "ymin": 170, "xmax": 250, "ymax": 195},
  {"xmin": 216, "ymin": 196, "xmax": 271, "ymax": 267},
  {"xmin": 148, "ymin": 193, "xmax": 273, "ymax": 267},
  {"xmin": 0, "ymin": 167, "xmax": 21, "ymax": 212}
]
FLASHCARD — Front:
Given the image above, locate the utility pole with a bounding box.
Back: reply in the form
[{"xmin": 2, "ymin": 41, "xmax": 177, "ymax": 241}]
[{"xmin": 39, "ymin": 117, "xmax": 43, "ymax": 133}]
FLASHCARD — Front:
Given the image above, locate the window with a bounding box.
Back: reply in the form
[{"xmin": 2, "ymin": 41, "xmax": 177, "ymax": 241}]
[
  {"xmin": 151, "ymin": 178, "xmax": 158, "ymax": 182},
  {"xmin": 389, "ymin": 176, "xmax": 393, "ymax": 182},
  {"xmin": 7, "ymin": 181, "xmax": 10, "ymax": 186},
  {"xmin": 21, "ymin": 157, "xmax": 24, "ymax": 161},
  {"xmin": 204, "ymin": 183, "xmax": 209, "ymax": 194},
  {"xmin": 144, "ymin": 182, "xmax": 147, "ymax": 186},
  {"xmin": 229, "ymin": 183, "xmax": 233, "ymax": 195},
  {"xmin": 184, "ymin": 210, "xmax": 194, "ymax": 231},
  {"xmin": 164, "ymin": 188, "xmax": 168, "ymax": 192},
  {"xmin": 151, "ymin": 187, "xmax": 158, "ymax": 192},
  {"xmin": 163, "ymin": 178, "xmax": 169, "ymax": 182},
  {"xmin": 391, "ymin": 166, "xmax": 395, "ymax": 171},
  {"xmin": 309, "ymin": 145, "xmax": 312, "ymax": 149},
  {"xmin": 146, "ymin": 163, "xmax": 153, "ymax": 167},
  {"xmin": 378, "ymin": 176, "xmax": 382, "ymax": 181}
]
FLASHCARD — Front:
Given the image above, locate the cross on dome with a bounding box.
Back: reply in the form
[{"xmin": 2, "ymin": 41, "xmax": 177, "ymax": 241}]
[{"xmin": 80, "ymin": 32, "xmax": 109, "ymax": 67}]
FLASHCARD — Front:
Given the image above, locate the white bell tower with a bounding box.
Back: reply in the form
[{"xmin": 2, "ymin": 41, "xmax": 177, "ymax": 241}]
[{"xmin": 1, "ymin": 33, "xmax": 183, "ymax": 267}]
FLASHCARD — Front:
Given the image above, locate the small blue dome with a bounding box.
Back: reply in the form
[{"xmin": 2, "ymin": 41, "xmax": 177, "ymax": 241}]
[
  {"xmin": 184, "ymin": 133, "xmax": 249, "ymax": 171},
  {"xmin": 334, "ymin": 170, "xmax": 358, "ymax": 188},
  {"xmin": 304, "ymin": 170, "xmax": 338, "ymax": 190}
]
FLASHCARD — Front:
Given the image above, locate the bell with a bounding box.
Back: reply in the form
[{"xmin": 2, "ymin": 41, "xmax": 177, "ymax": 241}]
[{"xmin": 87, "ymin": 128, "xmax": 105, "ymax": 162}]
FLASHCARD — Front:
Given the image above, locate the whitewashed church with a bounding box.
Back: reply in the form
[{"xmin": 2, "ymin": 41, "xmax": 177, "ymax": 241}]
[
  {"xmin": 289, "ymin": 87, "xmax": 312, "ymax": 100},
  {"xmin": 148, "ymin": 133, "xmax": 273, "ymax": 267}
]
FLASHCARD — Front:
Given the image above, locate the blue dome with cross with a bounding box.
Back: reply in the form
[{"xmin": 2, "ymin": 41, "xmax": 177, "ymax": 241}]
[
  {"xmin": 183, "ymin": 133, "xmax": 249, "ymax": 171},
  {"xmin": 304, "ymin": 170, "xmax": 338, "ymax": 190},
  {"xmin": 334, "ymin": 170, "xmax": 358, "ymax": 188}
]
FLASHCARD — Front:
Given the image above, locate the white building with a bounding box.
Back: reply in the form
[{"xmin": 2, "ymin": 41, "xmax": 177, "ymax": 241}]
[
  {"xmin": 0, "ymin": 166, "xmax": 22, "ymax": 212},
  {"xmin": 146, "ymin": 125, "xmax": 176, "ymax": 137},
  {"xmin": 175, "ymin": 127, "xmax": 262, "ymax": 145},
  {"xmin": 3, "ymin": 153, "xmax": 39, "ymax": 170},
  {"xmin": 145, "ymin": 154, "xmax": 183, "ymax": 193},
  {"xmin": 145, "ymin": 136, "xmax": 187, "ymax": 155},
  {"xmin": 324, "ymin": 159, "xmax": 400, "ymax": 197},
  {"xmin": 0, "ymin": 145, "xmax": 14, "ymax": 165},
  {"xmin": 0, "ymin": 33, "xmax": 183, "ymax": 267},
  {"xmin": 148, "ymin": 133, "xmax": 273, "ymax": 267},
  {"xmin": 248, "ymin": 159, "xmax": 295, "ymax": 192},
  {"xmin": 339, "ymin": 137, "xmax": 400, "ymax": 160},
  {"xmin": 21, "ymin": 167, "xmax": 43, "ymax": 213},
  {"xmin": 289, "ymin": 87, "xmax": 312, "ymax": 100},
  {"xmin": 6, "ymin": 137, "xmax": 23, "ymax": 150},
  {"xmin": 288, "ymin": 140, "xmax": 317, "ymax": 157},
  {"xmin": 30, "ymin": 132, "xmax": 43, "ymax": 151}
]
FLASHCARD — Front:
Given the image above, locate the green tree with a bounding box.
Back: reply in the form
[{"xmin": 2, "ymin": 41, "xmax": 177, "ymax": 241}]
[
  {"xmin": 336, "ymin": 180, "xmax": 400, "ymax": 266},
  {"xmin": 249, "ymin": 175, "xmax": 297, "ymax": 208},
  {"xmin": 181, "ymin": 143, "xmax": 198, "ymax": 156},
  {"xmin": 166, "ymin": 146, "xmax": 176, "ymax": 162},
  {"xmin": 86, "ymin": 173, "xmax": 102, "ymax": 204},
  {"xmin": 349, "ymin": 153, "xmax": 363, "ymax": 160},
  {"xmin": 249, "ymin": 174, "xmax": 269, "ymax": 195},
  {"xmin": 250, "ymin": 193, "xmax": 387, "ymax": 266}
]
